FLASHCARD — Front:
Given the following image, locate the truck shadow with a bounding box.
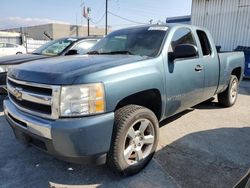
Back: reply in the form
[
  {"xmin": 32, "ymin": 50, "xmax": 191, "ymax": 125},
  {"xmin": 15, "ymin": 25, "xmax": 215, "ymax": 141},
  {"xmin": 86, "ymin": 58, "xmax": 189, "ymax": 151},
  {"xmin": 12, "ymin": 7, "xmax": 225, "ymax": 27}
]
[
  {"xmin": 159, "ymin": 100, "xmax": 223, "ymax": 128},
  {"xmin": 154, "ymin": 127, "xmax": 250, "ymax": 188},
  {"xmin": 159, "ymin": 109, "xmax": 194, "ymax": 128},
  {"xmin": 193, "ymin": 100, "xmax": 223, "ymax": 110}
]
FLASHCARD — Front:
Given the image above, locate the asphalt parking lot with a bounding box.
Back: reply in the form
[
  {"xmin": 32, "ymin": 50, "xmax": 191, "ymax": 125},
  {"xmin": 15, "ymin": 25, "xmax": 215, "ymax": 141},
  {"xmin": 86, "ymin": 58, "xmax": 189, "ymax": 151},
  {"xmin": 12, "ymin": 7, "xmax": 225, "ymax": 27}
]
[{"xmin": 0, "ymin": 79, "xmax": 249, "ymax": 188}]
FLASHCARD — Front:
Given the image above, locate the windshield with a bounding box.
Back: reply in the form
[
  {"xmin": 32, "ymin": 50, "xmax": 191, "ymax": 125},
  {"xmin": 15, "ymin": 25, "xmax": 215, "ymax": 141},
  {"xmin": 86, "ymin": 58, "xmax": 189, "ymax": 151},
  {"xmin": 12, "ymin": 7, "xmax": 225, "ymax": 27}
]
[
  {"xmin": 89, "ymin": 26, "xmax": 168, "ymax": 57},
  {"xmin": 33, "ymin": 38, "xmax": 78, "ymax": 56}
]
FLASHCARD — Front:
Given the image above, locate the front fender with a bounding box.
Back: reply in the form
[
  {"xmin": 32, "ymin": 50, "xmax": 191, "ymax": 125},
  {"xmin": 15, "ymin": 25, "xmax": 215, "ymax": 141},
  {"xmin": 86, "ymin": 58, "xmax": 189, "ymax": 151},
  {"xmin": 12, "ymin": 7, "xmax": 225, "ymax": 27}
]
[
  {"xmin": 104, "ymin": 58, "xmax": 165, "ymax": 114},
  {"xmin": 75, "ymin": 57, "xmax": 166, "ymax": 115}
]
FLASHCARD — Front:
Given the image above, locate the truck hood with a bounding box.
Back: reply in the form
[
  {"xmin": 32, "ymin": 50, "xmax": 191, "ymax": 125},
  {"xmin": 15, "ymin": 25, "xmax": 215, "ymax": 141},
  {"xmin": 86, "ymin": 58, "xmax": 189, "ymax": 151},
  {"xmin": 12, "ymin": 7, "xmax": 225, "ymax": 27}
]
[
  {"xmin": 8, "ymin": 55, "xmax": 147, "ymax": 85},
  {"xmin": 0, "ymin": 54, "xmax": 50, "ymax": 65}
]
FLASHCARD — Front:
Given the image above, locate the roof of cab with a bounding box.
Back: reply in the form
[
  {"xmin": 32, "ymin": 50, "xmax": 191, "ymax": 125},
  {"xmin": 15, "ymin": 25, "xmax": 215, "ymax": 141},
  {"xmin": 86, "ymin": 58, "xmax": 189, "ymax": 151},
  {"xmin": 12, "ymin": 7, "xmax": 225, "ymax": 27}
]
[{"xmin": 112, "ymin": 23, "xmax": 207, "ymax": 33}]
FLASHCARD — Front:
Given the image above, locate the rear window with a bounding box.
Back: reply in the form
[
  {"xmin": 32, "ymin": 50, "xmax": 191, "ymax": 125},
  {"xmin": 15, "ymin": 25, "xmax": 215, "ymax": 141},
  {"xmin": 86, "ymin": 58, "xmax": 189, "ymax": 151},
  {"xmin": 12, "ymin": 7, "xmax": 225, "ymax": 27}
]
[{"xmin": 197, "ymin": 30, "xmax": 212, "ymax": 56}]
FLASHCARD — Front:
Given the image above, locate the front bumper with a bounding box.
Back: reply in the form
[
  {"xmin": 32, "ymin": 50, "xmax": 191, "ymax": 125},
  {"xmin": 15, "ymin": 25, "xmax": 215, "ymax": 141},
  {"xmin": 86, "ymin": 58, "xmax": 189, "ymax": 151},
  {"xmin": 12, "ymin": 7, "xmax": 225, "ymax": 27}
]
[
  {"xmin": 0, "ymin": 72, "xmax": 7, "ymax": 94},
  {"xmin": 4, "ymin": 99, "xmax": 114, "ymax": 164}
]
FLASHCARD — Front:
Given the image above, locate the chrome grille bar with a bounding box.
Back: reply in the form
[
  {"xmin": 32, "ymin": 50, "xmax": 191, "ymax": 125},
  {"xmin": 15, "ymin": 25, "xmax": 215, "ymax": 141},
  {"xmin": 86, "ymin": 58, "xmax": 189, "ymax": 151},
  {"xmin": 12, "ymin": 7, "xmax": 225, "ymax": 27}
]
[
  {"xmin": 7, "ymin": 83, "xmax": 52, "ymax": 106},
  {"xmin": 7, "ymin": 77, "xmax": 61, "ymax": 120}
]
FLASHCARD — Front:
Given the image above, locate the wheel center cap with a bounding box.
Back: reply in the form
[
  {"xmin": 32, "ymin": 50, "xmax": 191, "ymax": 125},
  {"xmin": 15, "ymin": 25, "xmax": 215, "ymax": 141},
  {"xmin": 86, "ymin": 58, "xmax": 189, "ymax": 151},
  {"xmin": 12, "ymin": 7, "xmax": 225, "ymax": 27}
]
[{"xmin": 134, "ymin": 136, "xmax": 142, "ymax": 146}]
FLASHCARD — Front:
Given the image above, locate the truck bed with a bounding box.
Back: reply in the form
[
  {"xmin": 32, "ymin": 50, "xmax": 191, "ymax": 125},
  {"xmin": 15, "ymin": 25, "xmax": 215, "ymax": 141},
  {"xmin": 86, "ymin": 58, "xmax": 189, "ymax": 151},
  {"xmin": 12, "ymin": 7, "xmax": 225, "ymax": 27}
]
[{"xmin": 216, "ymin": 52, "xmax": 245, "ymax": 94}]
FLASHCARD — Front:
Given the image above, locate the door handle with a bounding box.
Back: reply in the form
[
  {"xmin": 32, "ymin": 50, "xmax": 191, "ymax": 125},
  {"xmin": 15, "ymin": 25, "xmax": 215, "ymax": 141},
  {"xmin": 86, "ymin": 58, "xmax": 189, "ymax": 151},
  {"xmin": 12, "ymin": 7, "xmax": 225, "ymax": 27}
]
[{"xmin": 195, "ymin": 65, "xmax": 203, "ymax": 71}]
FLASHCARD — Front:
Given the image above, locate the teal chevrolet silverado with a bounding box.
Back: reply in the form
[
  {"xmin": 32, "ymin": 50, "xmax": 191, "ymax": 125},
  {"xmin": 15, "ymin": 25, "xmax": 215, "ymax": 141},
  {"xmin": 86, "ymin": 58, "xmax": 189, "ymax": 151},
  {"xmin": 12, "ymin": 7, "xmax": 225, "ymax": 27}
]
[{"xmin": 4, "ymin": 24, "xmax": 244, "ymax": 176}]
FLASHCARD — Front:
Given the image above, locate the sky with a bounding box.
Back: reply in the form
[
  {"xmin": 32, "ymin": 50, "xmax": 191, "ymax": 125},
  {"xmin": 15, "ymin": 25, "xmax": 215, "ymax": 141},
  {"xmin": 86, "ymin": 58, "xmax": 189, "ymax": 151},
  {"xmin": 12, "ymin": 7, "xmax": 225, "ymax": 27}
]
[{"xmin": 0, "ymin": 0, "xmax": 192, "ymax": 30}]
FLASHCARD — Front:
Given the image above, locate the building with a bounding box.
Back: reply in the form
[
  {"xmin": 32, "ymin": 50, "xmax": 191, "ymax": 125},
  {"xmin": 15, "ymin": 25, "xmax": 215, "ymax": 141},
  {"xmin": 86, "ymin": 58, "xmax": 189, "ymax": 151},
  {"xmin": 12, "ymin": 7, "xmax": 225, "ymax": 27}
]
[
  {"xmin": 0, "ymin": 31, "xmax": 21, "ymax": 44},
  {"xmin": 3, "ymin": 23, "xmax": 109, "ymax": 40},
  {"xmin": 166, "ymin": 15, "xmax": 191, "ymax": 24},
  {"xmin": 191, "ymin": 0, "xmax": 250, "ymax": 51}
]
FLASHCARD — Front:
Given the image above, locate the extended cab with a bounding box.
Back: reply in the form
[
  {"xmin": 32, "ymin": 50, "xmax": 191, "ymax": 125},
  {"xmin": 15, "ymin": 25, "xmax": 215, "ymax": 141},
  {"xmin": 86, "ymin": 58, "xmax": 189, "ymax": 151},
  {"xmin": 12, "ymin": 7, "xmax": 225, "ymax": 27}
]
[{"xmin": 4, "ymin": 24, "xmax": 244, "ymax": 176}]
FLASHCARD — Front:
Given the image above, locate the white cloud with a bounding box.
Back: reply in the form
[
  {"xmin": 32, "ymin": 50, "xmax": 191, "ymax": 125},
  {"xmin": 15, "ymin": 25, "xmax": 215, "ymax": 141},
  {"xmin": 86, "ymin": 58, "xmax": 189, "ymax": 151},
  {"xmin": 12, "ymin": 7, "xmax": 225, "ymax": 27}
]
[{"xmin": 0, "ymin": 17, "xmax": 70, "ymax": 29}]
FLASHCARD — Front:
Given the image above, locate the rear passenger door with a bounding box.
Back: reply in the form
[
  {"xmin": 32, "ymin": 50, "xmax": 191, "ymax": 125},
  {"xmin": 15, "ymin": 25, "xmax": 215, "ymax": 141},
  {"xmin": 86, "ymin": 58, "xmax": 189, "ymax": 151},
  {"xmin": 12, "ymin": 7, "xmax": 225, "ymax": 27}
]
[
  {"xmin": 164, "ymin": 27, "xmax": 205, "ymax": 117},
  {"xmin": 196, "ymin": 30, "xmax": 219, "ymax": 99}
]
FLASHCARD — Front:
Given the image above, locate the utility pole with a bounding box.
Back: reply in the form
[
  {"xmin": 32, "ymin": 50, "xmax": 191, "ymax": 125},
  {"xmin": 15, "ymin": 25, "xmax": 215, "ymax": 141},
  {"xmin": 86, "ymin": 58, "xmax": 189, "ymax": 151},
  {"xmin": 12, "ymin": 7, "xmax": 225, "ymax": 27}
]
[
  {"xmin": 87, "ymin": 7, "xmax": 91, "ymax": 36},
  {"xmin": 80, "ymin": 0, "xmax": 84, "ymax": 36},
  {"xmin": 87, "ymin": 17, "xmax": 90, "ymax": 36},
  {"xmin": 105, "ymin": 0, "xmax": 108, "ymax": 35}
]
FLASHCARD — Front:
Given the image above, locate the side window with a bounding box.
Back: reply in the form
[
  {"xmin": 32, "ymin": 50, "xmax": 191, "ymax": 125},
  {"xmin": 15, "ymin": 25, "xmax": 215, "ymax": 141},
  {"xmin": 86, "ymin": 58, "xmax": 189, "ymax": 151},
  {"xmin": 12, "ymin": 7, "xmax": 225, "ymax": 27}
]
[
  {"xmin": 6, "ymin": 43, "xmax": 15, "ymax": 48},
  {"xmin": 196, "ymin": 30, "xmax": 212, "ymax": 56},
  {"xmin": 72, "ymin": 40, "xmax": 98, "ymax": 55},
  {"xmin": 168, "ymin": 28, "xmax": 196, "ymax": 53}
]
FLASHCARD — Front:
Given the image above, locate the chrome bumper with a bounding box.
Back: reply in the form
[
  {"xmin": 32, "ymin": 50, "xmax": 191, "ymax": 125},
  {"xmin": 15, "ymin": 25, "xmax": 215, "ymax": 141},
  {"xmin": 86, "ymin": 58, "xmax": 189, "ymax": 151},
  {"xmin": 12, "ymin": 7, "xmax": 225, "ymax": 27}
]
[{"xmin": 4, "ymin": 99, "xmax": 52, "ymax": 139}]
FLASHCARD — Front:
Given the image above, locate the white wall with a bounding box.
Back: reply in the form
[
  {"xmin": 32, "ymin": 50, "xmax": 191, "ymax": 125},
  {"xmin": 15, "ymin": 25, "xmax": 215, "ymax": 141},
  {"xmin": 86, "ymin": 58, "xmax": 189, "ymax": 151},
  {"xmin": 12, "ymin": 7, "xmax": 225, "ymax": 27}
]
[
  {"xmin": 191, "ymin": 0, "xmax": 250, "ymax": 51},
  {"xmin": 0, "ymin": 31, "xmax": 21, "ymax": 44},
  {"xmin": 26, "ymin": 38, "xmax": 49, "ymax": 53}
]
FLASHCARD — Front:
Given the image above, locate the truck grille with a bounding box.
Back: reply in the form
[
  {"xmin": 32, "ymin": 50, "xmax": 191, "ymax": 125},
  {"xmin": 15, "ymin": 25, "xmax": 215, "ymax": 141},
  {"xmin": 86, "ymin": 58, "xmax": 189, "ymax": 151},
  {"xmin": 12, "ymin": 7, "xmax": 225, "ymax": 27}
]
[{"xmin": 7, "ymin": 77, "xmax": 61, "ymax": 119}]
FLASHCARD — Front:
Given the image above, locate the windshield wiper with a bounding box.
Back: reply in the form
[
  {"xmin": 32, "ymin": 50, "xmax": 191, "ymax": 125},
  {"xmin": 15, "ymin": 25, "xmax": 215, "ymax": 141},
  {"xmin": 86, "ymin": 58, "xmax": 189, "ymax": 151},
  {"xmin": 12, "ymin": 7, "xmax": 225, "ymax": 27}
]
[
  {"xmin": 87, "ymin": 50, "xmax": 100, "ymax": 55},
  {"xmin": 87, "ymin": 50, "xmax": 134, "ymax": 55},
  {"xmin": 99, "ymin": 51, "xmax": 134, "ymax": 55},
  {"xmin": 32, "ymin": 52, "xmax": 42, "ymax": 55}
]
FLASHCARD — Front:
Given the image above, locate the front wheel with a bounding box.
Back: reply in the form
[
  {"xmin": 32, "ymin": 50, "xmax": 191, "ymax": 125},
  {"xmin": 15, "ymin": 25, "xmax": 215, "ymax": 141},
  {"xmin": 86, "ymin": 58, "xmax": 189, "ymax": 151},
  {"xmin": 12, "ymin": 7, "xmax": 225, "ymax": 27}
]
[
  {"xmin": 107, "ymin": 105, "xmax": 159, "ymax": 176},
  {"xmin": 218, "ymin": 75, "xmax": 239, "ymax": 107}
]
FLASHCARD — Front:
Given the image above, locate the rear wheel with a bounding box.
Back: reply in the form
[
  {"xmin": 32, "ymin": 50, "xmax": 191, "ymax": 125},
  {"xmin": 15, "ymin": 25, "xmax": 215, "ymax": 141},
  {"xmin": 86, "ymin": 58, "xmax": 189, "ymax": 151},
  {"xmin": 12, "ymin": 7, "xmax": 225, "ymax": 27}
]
[
  {"xmin": 107, "ymin": 105, "xmax": 159, "ymax": 176},
  {"xmin": 16, "ymin": 52, "xmax": 22, "ymax": 55},
  {"xmin": 218, "ymin": 75, "xmax": 239, "ymax": 107}
]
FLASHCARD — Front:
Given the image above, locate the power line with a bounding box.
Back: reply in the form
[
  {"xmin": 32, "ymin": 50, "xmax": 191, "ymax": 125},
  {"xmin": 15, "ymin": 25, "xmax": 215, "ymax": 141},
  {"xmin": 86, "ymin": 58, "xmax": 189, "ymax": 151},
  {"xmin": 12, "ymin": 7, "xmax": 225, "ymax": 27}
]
[
  {"xmin": 108, "ymin": 11, "xmax": 147, "ymax": 25},
  {"xmin": 90, "ymin": 12, "xmax": 105, "ymax": 24}
]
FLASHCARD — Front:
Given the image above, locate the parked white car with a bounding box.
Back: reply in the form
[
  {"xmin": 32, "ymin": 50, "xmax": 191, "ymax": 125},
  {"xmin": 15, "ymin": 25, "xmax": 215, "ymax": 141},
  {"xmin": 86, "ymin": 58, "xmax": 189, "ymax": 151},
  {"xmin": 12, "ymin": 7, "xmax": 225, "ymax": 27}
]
[{"xmin": 0, "ymin": 43, "xmax": 26, "ymax": 56}]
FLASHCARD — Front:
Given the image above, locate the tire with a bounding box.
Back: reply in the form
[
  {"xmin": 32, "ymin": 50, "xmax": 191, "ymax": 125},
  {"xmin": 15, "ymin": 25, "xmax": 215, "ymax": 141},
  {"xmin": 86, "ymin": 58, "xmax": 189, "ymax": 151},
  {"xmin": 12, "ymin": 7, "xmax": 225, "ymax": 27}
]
[
  {"xmin": 107, "ymin": 105, "xmax": 159, "ymax": 176},
  {"xmin": 218, "ymin": 75, "xmax": 239, "ymax": 107},
  {"xmin": 16, "ymin": 52, "xmax": 22, "ymax": 55}
]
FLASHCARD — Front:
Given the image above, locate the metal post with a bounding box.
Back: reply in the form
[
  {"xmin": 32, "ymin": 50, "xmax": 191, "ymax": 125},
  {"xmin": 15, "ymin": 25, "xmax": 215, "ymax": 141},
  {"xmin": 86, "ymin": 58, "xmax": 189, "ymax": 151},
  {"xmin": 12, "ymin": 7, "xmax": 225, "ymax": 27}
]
[
  {"xmin": 105, "ymin": 0, "xmax": 108, "ymax": 35},
  {"xmin": 81, "ymin": 0, "xmax": 84, "ymax": 36},
  {"xmin": 87, "ymin": 18, "xmax": 90, "ymax": 36}
]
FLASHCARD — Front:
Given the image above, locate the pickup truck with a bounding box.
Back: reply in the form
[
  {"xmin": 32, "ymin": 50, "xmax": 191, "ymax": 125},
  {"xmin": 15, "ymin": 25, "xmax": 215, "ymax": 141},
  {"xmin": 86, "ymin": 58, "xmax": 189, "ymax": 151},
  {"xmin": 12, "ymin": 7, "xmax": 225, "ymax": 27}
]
[
  {"xmin": 4, "ymin": 24, "xmax": 244, "ymax": 176},
  {"xmin": 0, "ymin": 37, "xmax": 100, "ymax": 93}
]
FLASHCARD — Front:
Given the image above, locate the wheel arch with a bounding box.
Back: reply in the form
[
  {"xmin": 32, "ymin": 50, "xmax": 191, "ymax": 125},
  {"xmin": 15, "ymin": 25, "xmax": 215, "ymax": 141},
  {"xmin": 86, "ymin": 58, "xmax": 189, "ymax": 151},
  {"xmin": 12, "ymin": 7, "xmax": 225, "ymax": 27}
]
[
  {"xmin": 114, "ymin": 89, "xmax": 162, "ymax": 120},
  {"xmin": 231, "ymin": 67, "xmax": 242, "ymax": 81}
]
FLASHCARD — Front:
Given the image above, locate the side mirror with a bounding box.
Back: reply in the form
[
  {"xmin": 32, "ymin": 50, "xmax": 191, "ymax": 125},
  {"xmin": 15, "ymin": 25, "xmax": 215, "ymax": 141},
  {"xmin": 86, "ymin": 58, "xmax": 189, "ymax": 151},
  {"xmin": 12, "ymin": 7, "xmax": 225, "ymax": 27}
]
[
  {"xmin": 170, "ymin": 44, "xmax": 198, "ymax": 61},
  {"xmin": 65, "ymin": 49, "xmax": 78, "ymax": 56}
]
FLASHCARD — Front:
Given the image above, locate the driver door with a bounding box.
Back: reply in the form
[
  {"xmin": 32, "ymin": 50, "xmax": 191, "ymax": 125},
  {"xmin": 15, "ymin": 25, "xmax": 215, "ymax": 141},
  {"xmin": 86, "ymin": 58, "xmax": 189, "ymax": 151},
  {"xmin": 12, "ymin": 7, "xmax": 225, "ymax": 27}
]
[{"xmin": 164, "ymin": 27, "xmax": 205, "ymax": 117}]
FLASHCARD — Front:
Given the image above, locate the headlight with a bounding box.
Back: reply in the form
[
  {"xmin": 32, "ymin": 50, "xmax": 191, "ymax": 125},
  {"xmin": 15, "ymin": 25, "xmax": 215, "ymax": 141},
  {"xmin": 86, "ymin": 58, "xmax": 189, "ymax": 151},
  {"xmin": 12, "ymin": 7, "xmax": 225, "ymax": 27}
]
[
  {"xmin": 60, "ymin": 83, "xmax": 105, "ymax": 117},
  {"xmin": 0, "ymin": 65, "xmax": 12, "ymax": 73}
]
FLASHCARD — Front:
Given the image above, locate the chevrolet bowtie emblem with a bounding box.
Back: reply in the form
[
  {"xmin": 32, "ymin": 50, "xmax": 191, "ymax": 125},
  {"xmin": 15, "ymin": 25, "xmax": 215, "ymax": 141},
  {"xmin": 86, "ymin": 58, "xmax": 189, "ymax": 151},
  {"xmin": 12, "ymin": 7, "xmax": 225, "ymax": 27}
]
[{"xmin": 13, "ymin": 87, "xmax": 22, "ymax": 101}]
